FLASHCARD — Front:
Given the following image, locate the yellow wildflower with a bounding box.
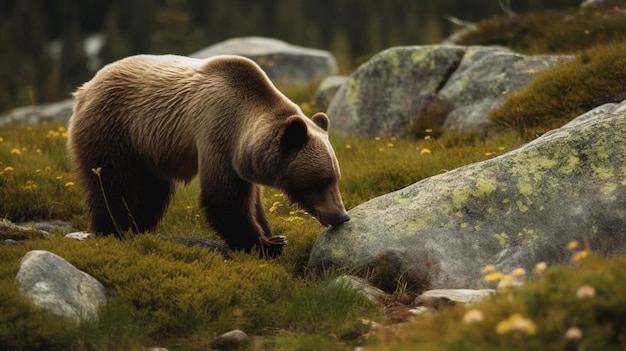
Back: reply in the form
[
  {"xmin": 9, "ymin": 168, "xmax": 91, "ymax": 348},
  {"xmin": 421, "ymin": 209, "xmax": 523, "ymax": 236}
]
[
  {"xmin": 10, "ymin": 148, "xmax": 21, "ymax": 155},
  {"xmin": 91, "ymin": 167, "xmax": 102, "ymax": 175},
  {"xmin": 0, "ymin": 136, "xmax": 3, "ymax": 142},
  {"xmin": 497, "ymin": 275, "xmax": 516, "ymax": 290},
  {"xmin": 533, "ymin": 262, "xmax": 547, "ymax": 275},
  {"xmin": 567, "ymin": 240, "xmax": 579, "ymax": 250},
  {"xmin": 511, "ymin": 267, "xmax": 526, "ymax": 277},
  {"xmin": 565, "ymin": 327, "xmax": 583, "ymax": 340},
  {"xmin": 22, "ymin": 180, "xmax": 37, "ymax": 190},
  {"xmin": 528, "ymin": 68, "xmax": 536, "ymax": 76},
  {"xmin": 64, "ymin": 182, "xmax": 75, "ymax": 187},
  {"xmin": 576, "ymin": 285, "xmax": 595, "ymax": 299},
  {"xmin": 269, "ymin": 201, "xmax": 281, "ymax": 213},
  {"xmin": 420, "ymin": 148, "xmax": 432, "ymax": 155},
  {"xmin": 571, "ymin": 250, "xmax": 589, "ymax": 263},
  {"xmin": 496, "ymin": 313, "xmax": 536, "ymax": 335},
  {"xmin": 483, "ymin": 264, "xmax": 496, "ymax": 273},
  {"xmin": 463, "ymin": 309, "xmax": 484, "ymax": 324},
  {"xmin": 4, "ymin": 166, "xmax": 14, "ymax": 172},
  {"xmin": 484, "ymin": 272, "xmax": 504, "ymax": 282}
]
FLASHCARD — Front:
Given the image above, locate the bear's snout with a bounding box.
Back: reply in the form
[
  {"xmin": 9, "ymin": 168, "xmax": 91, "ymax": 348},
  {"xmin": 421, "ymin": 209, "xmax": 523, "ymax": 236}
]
[
  {"xmin": 325, "ymin": 212, "xmax": 350, "ymax": 227},
  {"xmin": 337, "ymin": 214, "xmax": 350, "ymax": 225}
]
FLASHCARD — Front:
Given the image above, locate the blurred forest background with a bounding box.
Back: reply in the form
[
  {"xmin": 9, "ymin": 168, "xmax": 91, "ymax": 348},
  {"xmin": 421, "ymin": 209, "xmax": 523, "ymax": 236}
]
[{"xmin": 0, "ymin": 0, "xmax": 581, "ymax": 113}]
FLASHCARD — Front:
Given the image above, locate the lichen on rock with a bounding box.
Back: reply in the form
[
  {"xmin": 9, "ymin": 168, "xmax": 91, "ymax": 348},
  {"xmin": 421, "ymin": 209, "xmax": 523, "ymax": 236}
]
[{"xmin": 310, "ymin": 99, "xmax": 626, "ymax": 292}]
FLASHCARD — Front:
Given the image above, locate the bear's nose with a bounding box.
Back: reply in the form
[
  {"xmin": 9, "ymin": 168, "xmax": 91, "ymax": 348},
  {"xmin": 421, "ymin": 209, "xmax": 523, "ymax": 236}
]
[{"xmin": 337, "ymin": 214, "xmax": 350, "ymax": 225}]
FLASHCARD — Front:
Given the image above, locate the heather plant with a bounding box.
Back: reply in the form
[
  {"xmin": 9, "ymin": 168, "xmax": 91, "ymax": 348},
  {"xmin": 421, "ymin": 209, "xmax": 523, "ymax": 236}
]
[
  {"xmin": 489, "ymin": 41, "xmax": 626, "ymax": 140},
  {"xmin": 457, "ymin": 3, "xmax": 626, "ymax": 55},
  {"xmin": 368, "ymin": 245, "xmax": 626, "ymax": 351}
]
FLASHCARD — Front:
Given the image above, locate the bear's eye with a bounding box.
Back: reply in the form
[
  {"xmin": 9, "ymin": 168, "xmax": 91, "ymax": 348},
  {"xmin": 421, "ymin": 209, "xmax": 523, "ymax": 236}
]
[{"xmin": 321, "ymin": 177, "xmax": 332, "ymax": 187}]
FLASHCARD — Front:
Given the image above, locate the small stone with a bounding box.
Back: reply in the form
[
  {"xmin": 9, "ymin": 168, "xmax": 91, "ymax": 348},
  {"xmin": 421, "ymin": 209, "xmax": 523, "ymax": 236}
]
[
  {"xmin": 332, "ymin": 275, "xmax": 387, "ymax": 304},
  {"xmin": 16, "ymin": 250, "xmax": 106, "ymax": 322},
  {"xmin": 415, "ymin": 289, "xmax": 495, "ymax": 309},
  {"xmin": 211, "ymin": 329, "xmax": 248, "ymax": 350},
  {"xmin": 65, "ymin": 232, "xmax": 95, "ymax": 241},
  {"xmin": 409, "ymin": 306, "xmax": 430, "ymax": 316}
]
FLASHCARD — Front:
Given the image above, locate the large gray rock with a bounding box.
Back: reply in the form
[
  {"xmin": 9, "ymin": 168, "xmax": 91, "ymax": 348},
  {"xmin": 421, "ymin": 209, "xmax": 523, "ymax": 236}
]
[
  {"xmin": 0, "ymin": 98, "xmax": 74, "ymax": 128},
  {"xmin": 314, "ymin": 75, "xmax": 348, "ymax": 112},
  {"xmin": 191, "ymin": 36, "xmax": 337, "ymax": 87},
  {"xmin": 327, "ymin": 45, "xmax": 563, "ymax": 137},
  {"xmin": 16, "ymin": 250, "xmax": 106, "ymax": 321},
  {"xmin": 309, "ymin": 99, "xmax": 626, "ymax": 291}
]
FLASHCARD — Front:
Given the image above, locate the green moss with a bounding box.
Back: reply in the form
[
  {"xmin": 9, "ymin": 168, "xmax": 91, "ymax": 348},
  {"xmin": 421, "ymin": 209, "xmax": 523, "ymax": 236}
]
[
  {"xmin": 0, "ymin": 123, "xmax": 83, "ymax": 223},
  {"xmin": 489, "ymin": 41, "xmax": 626, "ymax": 140}
]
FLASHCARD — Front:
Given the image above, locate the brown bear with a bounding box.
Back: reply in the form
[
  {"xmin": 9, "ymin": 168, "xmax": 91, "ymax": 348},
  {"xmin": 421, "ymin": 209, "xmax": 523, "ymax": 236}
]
[{"xmin": 67, "ymin": 54, "xmax": 349, "ymax": 256}]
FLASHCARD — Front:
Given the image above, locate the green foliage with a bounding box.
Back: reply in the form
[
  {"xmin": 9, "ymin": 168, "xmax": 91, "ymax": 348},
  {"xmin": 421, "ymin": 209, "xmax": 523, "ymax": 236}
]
[
  {"xmin": 333, "ymin": 132, "xmax": 521, "ymax": 209},
  {"xmin": 368, "ymin": 252, "xmax": 626, "ymax": 351},
  {"xmin": 265, "ymin": 333, "xmax": 340, "ymax": 351},
  {"xmin": 404, "ymin": 95, "xmax": 454, "ymax": 139},
  {"xmin": 458, "ymin": 3, "xmax": 626, "ymax": 54},
  {"xmin": 0, "ymin": 117, "xmax": 528, "ymax": 349},
  {"xmin": 489, "ymin": 41, "xmax": 626, "ymax": 140},
  {"xmin": 285, "ymin": 275, "xmax": 379, "ymax": 336},
  {"xmin": 0, "ymin": 123, "xmax": 83, "ymax": 222}
]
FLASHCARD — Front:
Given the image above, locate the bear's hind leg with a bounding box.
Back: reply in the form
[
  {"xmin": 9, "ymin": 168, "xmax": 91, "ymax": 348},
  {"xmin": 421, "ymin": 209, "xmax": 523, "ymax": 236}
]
[
  {"xmin": 82, "ymin": 167, "xmax": 140, "ymax": 238},
  {"xmin": 132, "ymin": 170, "xmax": 175, "ymax": 233}
]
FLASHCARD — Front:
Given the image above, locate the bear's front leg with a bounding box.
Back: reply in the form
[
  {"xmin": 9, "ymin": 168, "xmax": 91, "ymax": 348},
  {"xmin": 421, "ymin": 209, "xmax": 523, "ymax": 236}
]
[
  {"xmin": 254, "ymin": 186, "xmax": 288, "ymax": 257},
  {"xmin": 200, "ymin": 178, "xmax": 287, "ymax": 257}
]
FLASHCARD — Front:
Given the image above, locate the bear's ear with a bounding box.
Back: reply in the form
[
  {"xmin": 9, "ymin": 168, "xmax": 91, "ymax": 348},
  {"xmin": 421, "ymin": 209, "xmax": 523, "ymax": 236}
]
[
  {"xmin": 281, "ymin": 116, "xmax": 308, "ymax": 152},
  {"xmin": 311, "ymin": 112, "xmax": 330, "ymax": 131}
]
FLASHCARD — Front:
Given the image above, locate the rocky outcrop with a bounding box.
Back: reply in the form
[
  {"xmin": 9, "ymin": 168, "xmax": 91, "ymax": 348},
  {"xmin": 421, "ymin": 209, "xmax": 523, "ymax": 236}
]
[
  {"xmin": 191, "ymin": 36, "xmax": 337, "ymax": 88},
  {"xmin": 16, "ymin": 250, "xmax": 106, "ymax": 321},
  {"xmin": 314, "ymin": 75, "xmax": 348, "ymax": 112},
  {"xmin": 0, "ymin": 98, "xmax": 74, "ymax": 128},
  {"xmin": 309, "ymin": 99, "xmax": 626, "ymax": 292},
  {"xmin": 327, "ymin": 45, "xmax": 564, "ymax": 137}
]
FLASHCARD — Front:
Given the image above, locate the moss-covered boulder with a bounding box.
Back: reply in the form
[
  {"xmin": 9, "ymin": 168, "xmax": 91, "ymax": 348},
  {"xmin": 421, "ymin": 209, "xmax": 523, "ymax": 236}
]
[
  {"xmin": 309, "ymin": 99, "xmax": 626, "ymax": 292},
  {"xmin": 326, "ymin": 45, "xmax": 563, "ymax": 138}
]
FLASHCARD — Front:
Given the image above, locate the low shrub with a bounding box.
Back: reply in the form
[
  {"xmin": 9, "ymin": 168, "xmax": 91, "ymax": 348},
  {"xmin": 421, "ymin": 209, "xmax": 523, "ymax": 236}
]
[
  {"xmin": 489, "ymin": 41, "xmax": 626, "ymax": 140},
  {"xmin": 369, "ymin": 249, "xmax": 626, "ymax": 351},
  {"xmin": 458, "ymin": 3, "xmax": 626, "ymax": 55}
]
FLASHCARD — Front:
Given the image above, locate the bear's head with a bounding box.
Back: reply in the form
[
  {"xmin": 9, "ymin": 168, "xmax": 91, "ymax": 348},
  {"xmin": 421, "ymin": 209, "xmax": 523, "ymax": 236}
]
[{"xmin": 278, "ymin": 112, "xmax": 350, "ymax": 227}]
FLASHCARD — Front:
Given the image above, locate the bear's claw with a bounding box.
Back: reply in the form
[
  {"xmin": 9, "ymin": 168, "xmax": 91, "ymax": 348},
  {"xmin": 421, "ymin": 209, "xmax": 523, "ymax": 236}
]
[{"xmin": 262, "ymin": 235, "xmax": 288, "ymax": 257}]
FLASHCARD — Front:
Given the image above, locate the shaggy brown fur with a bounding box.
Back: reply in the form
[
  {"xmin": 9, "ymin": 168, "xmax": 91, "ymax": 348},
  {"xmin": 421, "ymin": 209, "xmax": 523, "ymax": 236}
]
[{"xmin": 67, "ymin": 54, "xmax": 349, "ymax": 256}]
